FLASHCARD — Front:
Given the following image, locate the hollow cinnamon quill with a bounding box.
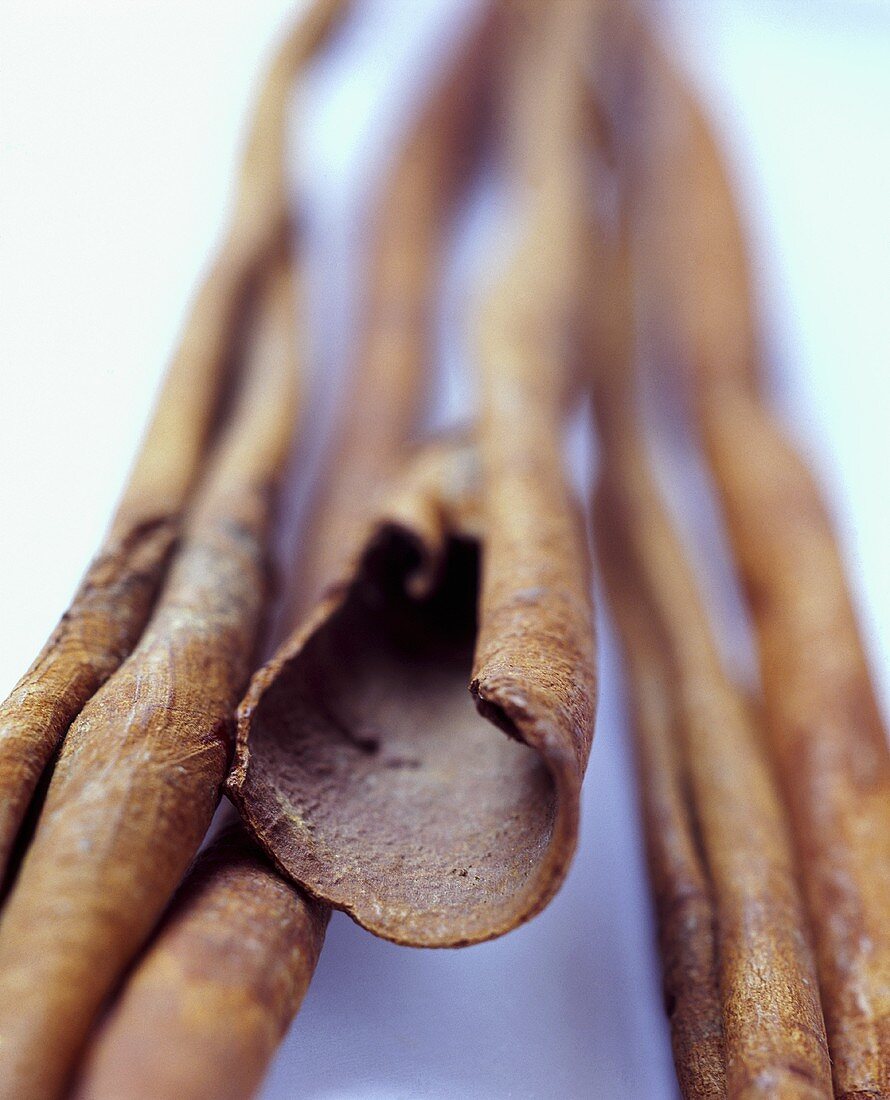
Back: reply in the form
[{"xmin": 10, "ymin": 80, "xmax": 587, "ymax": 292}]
[
  {"xmin": 587, "ymin": 160, "xmax": 831, "ymax": 1094},
  {"xmin": 631, "ymin": 15, "xmax": 890, "ymax": 1099},
  {"xmin": 0, "ymin": 0, "xmax": 346, "ymax": 882},
  {"xmin": 230, "ymin": 0, "xmax": 597, "ymax": 948}
]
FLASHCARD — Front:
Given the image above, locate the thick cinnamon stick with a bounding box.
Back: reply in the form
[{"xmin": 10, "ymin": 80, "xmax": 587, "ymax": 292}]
[
  {"xmin": 589, "ymin": 200, "xmax": 831, "ymax": 1096},
  {"xmin": 627, "ymin": 15, "xmax": 890, "ymax": 1100},
  {"xmin": 230, "ymin": 1, "xmax": 597, "ymax": 947},
  {"xmin": 0, "ymin": 245, "xmax": 302, "ymax": 1099},
  {"xmin": 0, "ymin": 0, "xmax": 346, "ymax": 882},
  {"xmin": 227, "ymin": 3, "xmax": 498, "ymax": 946},
  {"xmin": 71, "ymin": 825, "xmax": 328, "ymax": 1100}
]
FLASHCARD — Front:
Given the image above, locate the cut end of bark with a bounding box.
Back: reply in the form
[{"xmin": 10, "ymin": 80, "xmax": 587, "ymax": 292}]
[{"xmin": 469, "ymin": 681, "xmax": 525, "ymax": 743}]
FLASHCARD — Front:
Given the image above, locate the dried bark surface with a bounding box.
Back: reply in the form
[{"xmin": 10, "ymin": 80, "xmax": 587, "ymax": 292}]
[
  {"xmin": 230, "ymin": 0, "xmax": 596, "ymax": 950},
  {"xmin": 590, "ymin": 234, "xmax": 831, "ymax": 1097},
  {"xmin": 0, "ymin": 0, "xmax": 347, "ymax": 883},
  {"xmin": 470, "ymin": 0, "xmax": 598, "ymax": 895},
  {"xmin": 71, "ymin": 826, "xmax": 328, "ymax": 1100},
  {"xmin": 626, "ymin": 13, "xmax": 890, "ymax": 1099},
  {"xmin": 581, "ymin": 144, "xmax": 725, "ymax": 1090},
  {"xmin": 600, "ymin": 554, "xmax": 727, "ymax": 1100},
  {"xmin": 0, "ymin": 249, "xmax": 302, "ymax": 1099}
]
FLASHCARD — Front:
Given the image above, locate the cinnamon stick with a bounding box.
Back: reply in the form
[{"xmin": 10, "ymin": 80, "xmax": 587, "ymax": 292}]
[
  {"xmin": 581, "ymin": 121, "xmax": 724, "ymax": 1088},
  {"xmin": 588, "ymin": 175, "xmax": 831, "ymax": 1095},
  {"xmin": 229, "ymin": 0, "xmax": 597, "ymax": 948},
  {"xmin": 0, "ymin": 239, "xmax": 303, "ymax": 1098},
  {"xmin": 0, "ymin": 0, "xmax": 346, "ymax": 883},
  {"xmin": 227, "ymin": 2, "xmax": 495, "ymax": 948},
  {"xmin": 468, "ymin": 0, "xmax": 598, "ymax": 928},
  {"xmin": 628, "ymin": 13, "xmax": 890, "ymax": 1098},
  {"xmin": 599, "ymin": 548, "xmax": 727, "ymax": 1099},
  {"xmin": 71, "ymin": 825, "xmax": 328, "ymax": 1100}
]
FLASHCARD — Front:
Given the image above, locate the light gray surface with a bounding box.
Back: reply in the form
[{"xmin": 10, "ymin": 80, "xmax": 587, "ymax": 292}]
[{"xmin": 1, "ymin": 2, "xmax": 888, "ymax": 1097}]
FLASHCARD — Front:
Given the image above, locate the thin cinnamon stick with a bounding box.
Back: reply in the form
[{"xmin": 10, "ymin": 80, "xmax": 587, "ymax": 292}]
[
  {"xmin": 0, "ymin": 0, "xmax": 346, "ymax": 883},
  {"xmin": 588, "ymin": 185, "xmax": 831, "ymax": 1096},
  {"xmin": 599, "ymin": 550, "xmax": 727, "ymax": 1099},
  {"xmin": 230, "ymin": 0, "xmax": 597, "ymax": 948},
  {"xmin": 294, "ymin": 0, "xmax": 487, "ymax": 609},
  {"xmin": 582, "ymin": 129, "xmax": 724, "ymax": 1090},
  {"xmin": 629, "ymin": 13, "xmax": 890, "ymax": 1099},
  {"xmin": 0, "ymin": 242, "xmax": 303, "ymax": 1098},
  {"xmin": 71, "ymin": 825, "xmax": 328, "ymax": 1100}
]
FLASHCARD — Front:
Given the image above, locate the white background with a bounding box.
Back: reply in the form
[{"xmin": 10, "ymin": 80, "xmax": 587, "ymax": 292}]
[{"xmin": 1, "ymin": 2, "xmax": 888, "ymax": 1097}]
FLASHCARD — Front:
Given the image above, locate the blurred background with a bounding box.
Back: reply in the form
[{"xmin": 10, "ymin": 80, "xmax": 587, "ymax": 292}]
[{"xmin": 1, "ymin": 2, "xmax": 888, "ymax": 1096}]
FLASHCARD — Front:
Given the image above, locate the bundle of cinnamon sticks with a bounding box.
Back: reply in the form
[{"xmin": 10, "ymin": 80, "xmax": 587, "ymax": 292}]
[{"xmin": 0, "ymin": 2, "xmax": 886, "ymax": 1098}]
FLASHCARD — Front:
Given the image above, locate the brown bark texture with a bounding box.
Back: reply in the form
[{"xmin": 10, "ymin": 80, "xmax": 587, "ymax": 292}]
[
  {"xmin": 588, "ymin": 179, "xmax": 831, "ymax": 1097},
  {"xmin": 70, "ymin": 5, "xmax": 490, "ymax": 1092},
  {"xmin": 72, "ymin": 6, "xmax": 497, "ymax": 1094},
  {"xmin": 70, "ymin": 825, "xmax": 329, "ymax": 1100}
]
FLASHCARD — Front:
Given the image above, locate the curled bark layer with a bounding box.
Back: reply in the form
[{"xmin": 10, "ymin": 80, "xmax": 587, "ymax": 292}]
[
  {"xmin": 625, "ymin": 12, "xmax": 890, "ymax": 1098},
  {"xmin": 230, "ymin": 1, "xmax": 597, "ymax": 948},
  {"xmin": 233, "ymin": 438, "xmax": 522, "ymax": 946},
  {"xmin": 0, "ymin": 0, "xmax": 347, "ymax": 882},
  {"xmin": 470, "ymin": 0, "xmax": 598, "ymax": 906},
  {"xmin": 71, "ymin": 825, "xmax": 328, "ymax": 1100},
  {"xmin": 0, "ymin": 247, "xmax": 303, "ymax": 1100}
]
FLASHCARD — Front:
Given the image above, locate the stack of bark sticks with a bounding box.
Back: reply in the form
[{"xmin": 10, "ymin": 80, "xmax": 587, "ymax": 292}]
[{"xmin": 0, "ymin": 2, "xmax": 885, "ymax": 1098}]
